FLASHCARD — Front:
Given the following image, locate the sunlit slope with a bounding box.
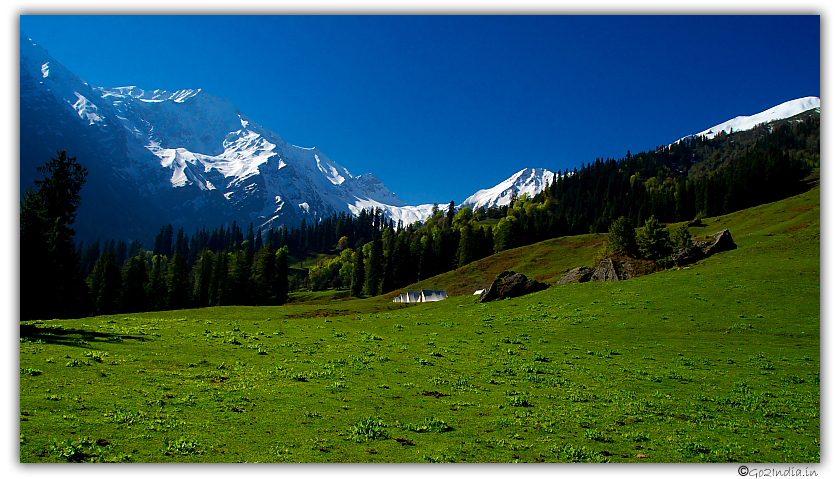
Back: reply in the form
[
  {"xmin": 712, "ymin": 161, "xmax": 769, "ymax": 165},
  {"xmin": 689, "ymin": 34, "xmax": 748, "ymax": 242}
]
[
  {"xmin": 20, "ymin": 187, "xmax": 820, "ymax": 463},
  {"xmin": 390, "ymin": 185, "xmax": 819, "ymax": 299}
]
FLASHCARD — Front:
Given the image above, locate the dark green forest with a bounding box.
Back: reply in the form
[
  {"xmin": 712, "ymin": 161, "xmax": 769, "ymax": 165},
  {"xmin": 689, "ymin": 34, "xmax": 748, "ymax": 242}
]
[{"xmin": 20, "ymin": 111, "xmax": 819, "ymax": 320}]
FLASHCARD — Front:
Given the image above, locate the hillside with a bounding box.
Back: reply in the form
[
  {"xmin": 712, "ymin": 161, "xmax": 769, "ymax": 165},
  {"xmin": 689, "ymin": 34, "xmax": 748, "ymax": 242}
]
[
  {"xmin": 386, "ymin": 179, "xmax": 819, "ymax": 299},
  {"xmin": 20, "ymin": 185, "xmax": 819, "ymax": 462}
]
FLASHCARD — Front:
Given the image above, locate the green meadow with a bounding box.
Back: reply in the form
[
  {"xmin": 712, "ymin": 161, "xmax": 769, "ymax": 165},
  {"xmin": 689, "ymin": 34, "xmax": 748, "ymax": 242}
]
[{"xmin": 19, "ymin": 187, "xmax": 820, "ymax": 463}]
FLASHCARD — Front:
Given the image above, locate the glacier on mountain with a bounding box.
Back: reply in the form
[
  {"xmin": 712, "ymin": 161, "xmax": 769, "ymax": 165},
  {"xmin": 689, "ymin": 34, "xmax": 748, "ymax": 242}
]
[
  {"xmin": 21, "ymin": 31, "xmax": 436, "ymax": 239},
  {"xmin": 681, "ymin": 96, "xmax": 820, "ymax": 142},
  {"xmin": 19, "ymin": 30, "xmax": 821, "ymax": 243},
  {"xmin": 460, "ymin": 168, "xmax": 555, "ymax": 210}
]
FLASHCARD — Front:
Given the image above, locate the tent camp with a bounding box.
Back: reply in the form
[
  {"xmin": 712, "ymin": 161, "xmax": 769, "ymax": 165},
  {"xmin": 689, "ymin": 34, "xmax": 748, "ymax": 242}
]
[
  {"xmin": 420, "ymin": 289, "xmax": 448, "ymax": 302},
  {"xmin": 393, "ymin": 289, "xmax": 448, "ymax": 303}
]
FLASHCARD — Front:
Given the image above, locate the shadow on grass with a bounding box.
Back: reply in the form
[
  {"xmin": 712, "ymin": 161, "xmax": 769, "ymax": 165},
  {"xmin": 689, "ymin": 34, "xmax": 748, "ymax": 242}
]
[{"xmin": 20, "ymin": 324, "xmax": 146, "ymax": 347}]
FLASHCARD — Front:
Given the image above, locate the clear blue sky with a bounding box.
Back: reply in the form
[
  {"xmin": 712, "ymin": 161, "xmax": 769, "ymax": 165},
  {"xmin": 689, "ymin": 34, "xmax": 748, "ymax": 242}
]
[{"xmin": 19, "ymin": 15, "xmax": 820, "ymax": 206}]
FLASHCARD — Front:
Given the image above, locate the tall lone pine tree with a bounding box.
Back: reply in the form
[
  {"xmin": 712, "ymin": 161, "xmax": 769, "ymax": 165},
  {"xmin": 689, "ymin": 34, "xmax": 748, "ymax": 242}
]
[{"xmin": 20, "ymin": 151, "xmax": 89, "ymax": 320}]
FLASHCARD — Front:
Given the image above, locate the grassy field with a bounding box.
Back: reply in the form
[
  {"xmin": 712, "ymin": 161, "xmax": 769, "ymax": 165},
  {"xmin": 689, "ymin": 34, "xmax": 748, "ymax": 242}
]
[{"xmin": 19, "ymin": 187, "xmax": 820, "ymax": 463}]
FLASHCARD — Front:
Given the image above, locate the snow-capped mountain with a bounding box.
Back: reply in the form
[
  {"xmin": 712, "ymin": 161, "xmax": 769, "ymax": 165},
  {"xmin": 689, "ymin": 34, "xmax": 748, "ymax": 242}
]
[
  {"xmin": 21, "ymin": 32, "xmax": 431, "ymax": 242},
  {"xmin": 20, "ymin": 30, "xmax": 821, "ymax": 244},
  {"xmin": 459, "ymin": 168, "xmax": 555, "ymax": 210},
  {"xmin": 681, "ymin": 96, "xmax": 820, "ymax": 142},
  {"xmin": 462, "ymin": 97, "xmax": 821, "ymax": 211}
]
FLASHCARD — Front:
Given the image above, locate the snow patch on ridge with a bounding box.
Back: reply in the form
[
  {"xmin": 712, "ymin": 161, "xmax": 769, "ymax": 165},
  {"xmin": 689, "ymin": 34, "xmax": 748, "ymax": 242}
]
[
  {"xmin": 460, "ymin": 167, "xmax": 555, "ymax": 210},
  {"xmin": 681, "ymin": 96, "xmax": 820, "ymax": 142}
]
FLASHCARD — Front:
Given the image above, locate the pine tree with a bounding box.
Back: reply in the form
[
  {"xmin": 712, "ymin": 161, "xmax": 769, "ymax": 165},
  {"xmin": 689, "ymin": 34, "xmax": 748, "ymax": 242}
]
[
  {"xmin": 672, "ymin": 224, "xmax": 693, "ymax": 250},
  {"xmin": 88, "ymin": 250, "xmax": 122, "ymax": 316},
  {"xmin": 458, "ymin": 222, "xmax": 476, "ymax": 267},
  {"xmin": 637, "ymin": 216, "xmax": 672, "ymax": 260},
  {"xmin": 364, "ymin": 235, "xmax": 384, "ymax": 297},
  {"xmin": 120, "ymin": 255, "xmax": 149, "ymax": 313},
  {"xmin": 607, "ymin": 216, "xmax": 637, "ymax": 256},
  {"xmin": 274, "ymin": 247, "xmax": 290, "ymax": 305},
  {"xmin": 166, "ymin": 252, "xmax": 191, "ymax": 310},
  {"xmin": 146, "ymin": 255, "xmax": 168, "ymax": 311},
  {"xmin": 191, "ymin": 249, "xmax": 215, "ymax": 308},
  {"xmin": 20, "ymin": 150, "xmax": 90, "ymax": 320},
  {"xmin": 252, "ymin": 245, "xmax": 277, "ymax": 305},
  {"xmin": 351, "ymin": 248, "xmax": 365, "ymax": 298}
]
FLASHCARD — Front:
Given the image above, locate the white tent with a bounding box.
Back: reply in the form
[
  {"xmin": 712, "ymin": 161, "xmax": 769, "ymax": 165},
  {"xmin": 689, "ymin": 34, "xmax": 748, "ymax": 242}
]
[
  {"xmin": 392, "ymin": 290, "xmax": 447, "ymax": 303},
  {"xmin": 420, "ymin": 290, "xmax": 448, "ymax": 302}
]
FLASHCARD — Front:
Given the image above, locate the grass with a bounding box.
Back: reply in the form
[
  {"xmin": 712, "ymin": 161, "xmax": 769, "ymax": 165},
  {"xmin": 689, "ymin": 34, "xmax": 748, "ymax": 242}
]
[{"xmin": 20, "ymin": 187, "xmax": 820, "ymax": 463}]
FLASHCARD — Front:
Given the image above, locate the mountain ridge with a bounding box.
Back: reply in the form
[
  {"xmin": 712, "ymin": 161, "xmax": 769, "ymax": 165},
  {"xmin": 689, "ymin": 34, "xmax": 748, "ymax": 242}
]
[{"xmin": 19, "ymin": 31, "xmax": 820, "ymax": 243}]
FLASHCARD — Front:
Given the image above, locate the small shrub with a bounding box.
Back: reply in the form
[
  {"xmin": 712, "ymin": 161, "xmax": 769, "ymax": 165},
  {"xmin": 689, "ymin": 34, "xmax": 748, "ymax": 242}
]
[
  {"xmin": 350, "ymin": 417, "xmax": 389, "ymax": 442},
  {"xmin": 84, "ymin": 351, "xmax": 107, "ymax": 363},
  {"xmin": 553, "ymin": 443, "xmax": 609, "ymax": 463},
  {"xmin": 682, "ymin": 440, "xmax": 712, "ymax": 457},
  {"xmin": 508, "ymin": 395, "xmax": 532, "ymax": 407},
  {"xmin": 402, "ymin": 417, "xmax": 453, "ymax": 433},
  {"xmin": 164, "ymin": 437, "xmax": 204, "ymax": 456},
  {"xmin": 584, "ymin": 429, "xmax": 614, "ymax": 443}
]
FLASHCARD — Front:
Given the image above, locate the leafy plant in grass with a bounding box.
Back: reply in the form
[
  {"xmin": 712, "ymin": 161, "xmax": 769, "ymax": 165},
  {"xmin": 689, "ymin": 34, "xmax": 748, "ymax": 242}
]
[
  {"xmin": 350, "ymin": 417, "xmax": 389, "ymax": 442},
  {"xmin": 47, "ymin": 437, "xmax": 129, "ymax": 463},
  {"xmin": 681, "ymin": 440, "xmax": 712, "ymax": 458},
  {"xmin": 553, "ymin": 443, "xmax": 609, "ymax": 463},
  {"xmin": 163, "ymin": 437, "xmax": 204, "ymax": 456},
  {"xmin": 584, "ymin": 429, "xmax": 614, "ymax": 443},
  {"xmin": 400, "ymin": 417, "xmax": 454, "ymax": 433},
  {"xmin": 84, "ymin": 351, "xmax": 107, "ymax": 363},
  {"xmin": 507, "ymin": 394, "xmax": 532, "ymax": 407},
  {"xmin": 104, "ymin": 407, "xmax": 147, "ymax": 425}
]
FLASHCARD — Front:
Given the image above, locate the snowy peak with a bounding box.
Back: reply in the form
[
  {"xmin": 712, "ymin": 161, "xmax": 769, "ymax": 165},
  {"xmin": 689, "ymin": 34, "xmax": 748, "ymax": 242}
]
[
  {"xmin": 686, "ymin": 96, "xmax": 820, "ymax": 141},
  {"xmin": 460, "ymin": 167, "xmax": 555, "ymax": 210},
  {"xmin": 20, "ymin": 31, "xmax": 418, "ymax": 239}
]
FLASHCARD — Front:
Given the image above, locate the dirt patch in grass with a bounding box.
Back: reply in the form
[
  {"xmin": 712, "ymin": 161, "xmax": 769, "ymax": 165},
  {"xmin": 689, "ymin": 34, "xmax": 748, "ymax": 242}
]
[{"xmin": 420, "ymin": 390, "xmax": 450, "ymax": 398}]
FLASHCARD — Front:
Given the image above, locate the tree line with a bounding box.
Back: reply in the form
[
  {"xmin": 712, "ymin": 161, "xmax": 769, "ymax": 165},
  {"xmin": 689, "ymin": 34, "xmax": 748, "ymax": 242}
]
[{"xmin": 21, "ymin": 113, "xmax": 818, "ymax": 320}]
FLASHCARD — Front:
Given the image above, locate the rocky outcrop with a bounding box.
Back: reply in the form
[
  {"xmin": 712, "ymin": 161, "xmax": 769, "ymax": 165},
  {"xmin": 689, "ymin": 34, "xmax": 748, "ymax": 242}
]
[
  {"xmin": 589, "ymin": 257, "xmax": 657, "ymax": 282},
  {"xmin": 590, "ymin": 259, "xmax": 622, "ymax": 282},
  {"xmin": 479, "ymin": 271, "xmax": 549, "ymax": 303},
  {"xmin": 699, "ymin": 229, "xmax": 737, "ymax": 256},
  {"xmin": 558, "ymin": 230, "xmax": 737, "ymax": 284},
  {"xmin": 673, "ymin": 244, "xmax": 706, "ymax": 267},
  {"xmin": 556, "ymin": 266, "xmax": 594, "ymax": 284},
  {"xmin": 675, "ymin": 229, "xmax": 737, "ymax": 265}
]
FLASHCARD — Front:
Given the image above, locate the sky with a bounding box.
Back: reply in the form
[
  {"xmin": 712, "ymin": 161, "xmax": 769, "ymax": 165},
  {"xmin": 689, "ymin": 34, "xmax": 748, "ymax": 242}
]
[{"xmin": 17, "ymin": 14, "xmax": 820, "ymax": 206}]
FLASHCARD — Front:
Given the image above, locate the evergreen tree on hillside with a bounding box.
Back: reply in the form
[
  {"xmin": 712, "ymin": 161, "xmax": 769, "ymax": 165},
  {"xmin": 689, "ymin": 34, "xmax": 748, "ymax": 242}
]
[
  {"xmin": 275, "ymin": 247, "xmax": 290, "ymax": 305},
  {"xmin": 351, "ymin": 248, "xmax": 365, "ymax": 298},
  {"xmin": 607, "ymin": 216, "xmax": 637, "ymax": 257},
  {"xmin": 120, "ymin": 255, "xmax": 149, "ymax": 313},
  {"xmin": 637, "ymin": 216, "xmax": 672, "ymax": 260},
  {"xmin": 192, "ymin": 249, "xmax": 215, "ymax": 308},
  {"xmin": 20, "ymin": 151, "xmax": 89, "ymax": 320},
  {"xmin": 672, "ymin": 224, "xmax": 693, "ymax": 250},
  {"xmin": 166, "ymin": 252, "xmax": 191, "ymax": 310},
  {"xmin": 88, "ymin": 250, "xmax": 122, "ymax": 316},
  {"xmin": 252, "ymin": 245, "xmax": 277, "ymax": 305},
  {"xmin": 364, "ymin": 235, "xmax": 384, "ymax": 297}
]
